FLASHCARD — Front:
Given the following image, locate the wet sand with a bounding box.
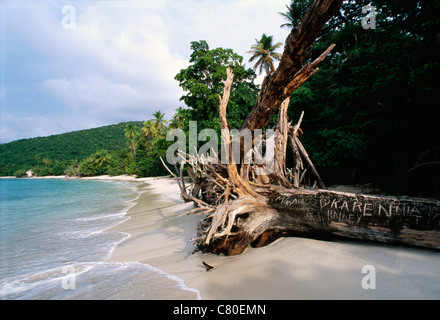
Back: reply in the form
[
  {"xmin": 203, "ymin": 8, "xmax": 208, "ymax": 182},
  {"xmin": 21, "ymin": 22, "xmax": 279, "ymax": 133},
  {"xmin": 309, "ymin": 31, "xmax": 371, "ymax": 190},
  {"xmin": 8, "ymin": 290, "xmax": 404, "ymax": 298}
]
[{"xmin": 107, "ymin": 176, "xmax": 440, "ymax": 299}]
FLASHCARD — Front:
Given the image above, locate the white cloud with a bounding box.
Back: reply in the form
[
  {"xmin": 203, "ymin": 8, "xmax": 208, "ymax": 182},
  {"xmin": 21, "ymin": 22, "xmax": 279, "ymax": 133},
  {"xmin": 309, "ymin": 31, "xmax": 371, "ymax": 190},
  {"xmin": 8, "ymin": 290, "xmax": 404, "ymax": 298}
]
[
  {"xmin": 38, "ymin": 2, "xmax": 189, "ymax": 118},
  {"xmin": 2, "ymin": 0, "xmax": 292, "ymax": 143}
]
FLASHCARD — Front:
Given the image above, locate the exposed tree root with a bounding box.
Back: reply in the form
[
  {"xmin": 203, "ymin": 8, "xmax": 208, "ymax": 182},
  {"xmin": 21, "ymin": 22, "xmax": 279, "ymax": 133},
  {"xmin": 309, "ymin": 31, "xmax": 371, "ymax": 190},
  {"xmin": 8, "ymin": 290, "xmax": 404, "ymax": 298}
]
[{"xmin": 161, "ymin": 0, "xmax": 440, "ymax": 255}]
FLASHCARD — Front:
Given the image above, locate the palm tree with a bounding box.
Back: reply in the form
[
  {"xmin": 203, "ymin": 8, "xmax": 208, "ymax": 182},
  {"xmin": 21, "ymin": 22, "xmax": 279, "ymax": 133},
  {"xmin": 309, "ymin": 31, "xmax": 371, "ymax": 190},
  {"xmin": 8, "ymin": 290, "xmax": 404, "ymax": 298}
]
[
  {"xmin": 124, "ymin": 123, "xmax": 139, "ymax": 157},
  {"xmin": 141, "ymin": 120, "xmax": 158, "ymax": 150},
  {"xmin": 93, "ymin": 150, "xmax": 110, "ymax": 170},
  {"xmin": 279, "ymin": 0, "xmax": 312, "ymax": 29},
  {"xmin": 42, "ymin": 158, "xmax": 51, "ymax": 167},
  {"xmin": 170, "ymin": 107, "xmax": 188, "ymax": 129},
  {"xmin": 247, "ymin": 33, "xmax": 283, "ymax": 75},
  {"xmin": 152, "ymin": 110, "xmax": 168, "ymax": 134}
]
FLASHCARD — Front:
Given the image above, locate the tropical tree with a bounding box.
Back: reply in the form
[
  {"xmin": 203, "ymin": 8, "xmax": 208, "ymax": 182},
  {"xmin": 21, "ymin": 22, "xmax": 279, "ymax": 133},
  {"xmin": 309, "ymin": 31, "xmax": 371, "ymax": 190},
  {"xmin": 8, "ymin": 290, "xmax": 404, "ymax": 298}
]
[
  {"xmin": 42, "ymin": 158, "xmax": 51, "ymax": 167},
  {"xmin": 175, "ymin": 40, "xmax": 258, "ymax": 127},
  {"xmin": 284, "ymin": 0, "xmax": 440, "ymax": 195},
  {"xmin": 279, "ymin": 0, "xmax": 313, "ymax": 29},
  {"xmin": 169, "ymin": 107, "xmax": 190, "ymax": 129},
  {"xmin": 152, "ymin": 110, "xmax": 168, "ymax": 134},
  {"xmin": 124, "ymin": 123, "xmax": 139, "ymax": 157},
  {"xmin": 247, "ymin": 33, "xmax": 283, "ymax": 75},
  {"xmin": 93, "ymin": 150, "xmax": 110, "ymax": 169},
  {"xmin": 77, "ymin": 150, "xmax": 111, "ymax": 176}
]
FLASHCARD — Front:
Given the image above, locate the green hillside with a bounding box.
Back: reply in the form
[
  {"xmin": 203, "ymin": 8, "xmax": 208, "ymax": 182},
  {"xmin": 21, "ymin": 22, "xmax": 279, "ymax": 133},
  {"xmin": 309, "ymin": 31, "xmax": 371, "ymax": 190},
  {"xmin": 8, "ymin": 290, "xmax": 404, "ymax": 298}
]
[{"xmin": 0, "ymin": 121, "xmax": 142, "ymax": 176}]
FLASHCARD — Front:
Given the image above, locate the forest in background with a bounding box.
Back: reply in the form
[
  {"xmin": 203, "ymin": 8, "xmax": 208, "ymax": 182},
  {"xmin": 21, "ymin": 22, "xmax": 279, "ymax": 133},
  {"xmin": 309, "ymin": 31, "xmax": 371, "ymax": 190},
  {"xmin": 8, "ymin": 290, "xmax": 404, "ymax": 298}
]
[
  {"xmin": 286, "ymin": 0, "xmax": 440, "ymax": 197},
  {"xmin": 1, "ymin": 0, "xmax": 439, "ymax": 197},
  {"xmin": 0, "ymin": 122, "xmax": 142, "ymax": 177}
]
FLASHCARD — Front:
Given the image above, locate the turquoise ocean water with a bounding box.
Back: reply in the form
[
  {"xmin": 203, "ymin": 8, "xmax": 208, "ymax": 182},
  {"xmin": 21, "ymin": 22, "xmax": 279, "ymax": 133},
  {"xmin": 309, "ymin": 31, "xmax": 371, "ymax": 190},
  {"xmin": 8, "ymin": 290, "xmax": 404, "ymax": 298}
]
[{"xmin": 0, "ymin": 178, "xmax": 199, "ymax": 299}]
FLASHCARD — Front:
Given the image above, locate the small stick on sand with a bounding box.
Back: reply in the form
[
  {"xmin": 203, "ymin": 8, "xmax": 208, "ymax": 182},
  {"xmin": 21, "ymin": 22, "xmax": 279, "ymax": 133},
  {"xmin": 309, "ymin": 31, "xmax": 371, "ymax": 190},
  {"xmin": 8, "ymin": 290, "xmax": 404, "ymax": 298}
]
[{"xmin": 202, "ymin": 261, "xmax": 214, "ymax": 271}]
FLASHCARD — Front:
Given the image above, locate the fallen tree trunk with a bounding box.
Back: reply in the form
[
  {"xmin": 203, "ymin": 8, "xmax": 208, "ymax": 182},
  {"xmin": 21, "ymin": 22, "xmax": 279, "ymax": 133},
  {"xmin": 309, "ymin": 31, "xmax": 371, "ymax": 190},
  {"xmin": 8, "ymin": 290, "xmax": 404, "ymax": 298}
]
[
  {"xmin": 193, "ymin": 188, "xmax": 440, "ymax": 255},
  {"xmin": 268, "ymin": 189, "xmax": 440, "ymax": 250},
  {"xmin": 183, "ymin": 73, "xmax": 440, "ymax": 254},
  {"xmin": 165, "ymin": 0, "xmax": 440, "ymax": 256}
]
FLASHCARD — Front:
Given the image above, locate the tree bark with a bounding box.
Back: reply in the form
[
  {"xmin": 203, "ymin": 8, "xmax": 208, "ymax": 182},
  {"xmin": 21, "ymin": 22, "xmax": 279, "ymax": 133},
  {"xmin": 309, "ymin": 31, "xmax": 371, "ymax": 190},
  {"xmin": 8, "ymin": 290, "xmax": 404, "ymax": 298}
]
[
  {"xmin": 184, "ymin": 0, "xmax": 347, "ymax": 256},
  {"xmin": 241, "ymin": 0, "xmax": 342, "ymax": 132},
  {"xmin": 196, "ymin": 188, "xmax": 440, "ymax": 256},
  {"xmin": 272, "ymin": 97, "xmax": 291, "ymax": 186},
  {"xmin": 173, "ymin": 0, "xmax": 434, "ymax": 256},
  {"xmin": 267, "ymin": 189, "xmax": 440, "ymax": 250},
  {"xmin": 219, "ymin": 68, "xmax": 260, "ymax": 198}
]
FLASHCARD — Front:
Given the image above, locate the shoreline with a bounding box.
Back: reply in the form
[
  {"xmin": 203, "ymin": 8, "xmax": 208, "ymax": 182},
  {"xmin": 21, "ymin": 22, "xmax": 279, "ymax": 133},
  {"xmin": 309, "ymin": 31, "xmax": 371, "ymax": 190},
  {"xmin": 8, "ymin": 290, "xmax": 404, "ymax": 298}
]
[
  {"xmin": 6, "ymin": 175, "xmax": 438, "ymax": 299},
  {"xmin": 107, "ymin": 176, "xmax": 440, "ymax": 300},
  {"xmin": 0, "ymin": 175, "xmax": 141, "ymax": 181},
  {"xmin": 106, "ymin": 176, "xmax": 203, "ymax": 299}
]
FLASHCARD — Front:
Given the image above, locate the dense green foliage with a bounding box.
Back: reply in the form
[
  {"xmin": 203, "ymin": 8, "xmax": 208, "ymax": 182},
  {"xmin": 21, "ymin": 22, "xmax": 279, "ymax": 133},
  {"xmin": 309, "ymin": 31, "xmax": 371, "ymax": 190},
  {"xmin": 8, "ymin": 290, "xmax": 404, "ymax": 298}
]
[
  {"xmin": 285, "ymin": 0, "xmax": 440, "ymax": 196},
  {"xmin": 3, "ymin": 1, "xmax": 438, "ymax": 197},
  {"xmin": 248, "ymin": 33, "xmax": 283, "ymax": 74},
  {"xmin": 174, "ymin": 40, "xmax": 259, "ymax": 135},
  {"xmin": 0, "ymin": 122, "xmax": 141, "ymax": 177},
  {"xmin": 0, "ymin": 42, "xmax": 257, "ymax": 179},
  {"xmin": 279, "ymin": 0, "xmax": 313, "ymax": 29}
]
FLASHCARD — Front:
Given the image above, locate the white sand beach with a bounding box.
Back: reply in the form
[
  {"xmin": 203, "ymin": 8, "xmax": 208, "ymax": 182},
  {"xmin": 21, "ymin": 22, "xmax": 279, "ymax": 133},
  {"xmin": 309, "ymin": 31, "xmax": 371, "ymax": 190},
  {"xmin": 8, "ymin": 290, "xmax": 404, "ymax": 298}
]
[{"xmin": 105, "ymin": 176, "xmax": 440, "ymax": 300}]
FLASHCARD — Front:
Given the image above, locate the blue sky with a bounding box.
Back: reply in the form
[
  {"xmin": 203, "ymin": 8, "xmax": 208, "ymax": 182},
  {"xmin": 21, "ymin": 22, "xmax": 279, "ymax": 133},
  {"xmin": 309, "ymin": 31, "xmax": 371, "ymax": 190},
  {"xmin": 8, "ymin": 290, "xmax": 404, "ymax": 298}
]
[{"xmin": 1, "ymin": 0, "xmax": 290, "ymax": 143}]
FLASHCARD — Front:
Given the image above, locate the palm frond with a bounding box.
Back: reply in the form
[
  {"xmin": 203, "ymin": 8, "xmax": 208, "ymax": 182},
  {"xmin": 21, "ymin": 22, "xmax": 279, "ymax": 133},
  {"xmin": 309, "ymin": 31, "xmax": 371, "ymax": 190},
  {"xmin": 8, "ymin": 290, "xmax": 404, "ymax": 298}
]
[{"xmin": 248, "ymin": 33, "xmax": 283, "ymax": 75}]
